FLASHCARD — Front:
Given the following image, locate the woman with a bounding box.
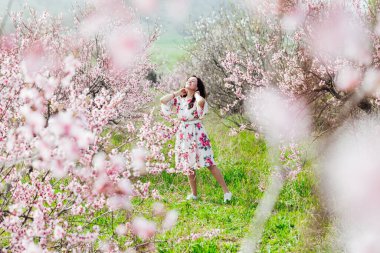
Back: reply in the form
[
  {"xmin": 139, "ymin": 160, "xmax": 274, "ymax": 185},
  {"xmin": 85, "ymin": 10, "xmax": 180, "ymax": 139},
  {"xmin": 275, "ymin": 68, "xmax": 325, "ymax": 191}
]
[{"xmin": 160, "ymin": 75, "xmax": 232, "ymax": 203}]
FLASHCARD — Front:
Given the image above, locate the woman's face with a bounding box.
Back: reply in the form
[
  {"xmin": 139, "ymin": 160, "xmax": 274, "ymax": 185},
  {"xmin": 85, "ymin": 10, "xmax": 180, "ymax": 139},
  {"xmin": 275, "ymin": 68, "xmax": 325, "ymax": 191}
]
[{"xmin": 185, "ymin": 77, "xmax": 198, "ymax": 91}]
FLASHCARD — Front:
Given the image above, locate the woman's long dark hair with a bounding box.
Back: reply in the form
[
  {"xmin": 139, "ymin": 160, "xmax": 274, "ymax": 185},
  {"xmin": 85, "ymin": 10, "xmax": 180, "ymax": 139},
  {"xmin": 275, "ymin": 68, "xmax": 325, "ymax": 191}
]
[{"xmin": 183, "ymin": 75, "xmax": 206, "ymax": 109}]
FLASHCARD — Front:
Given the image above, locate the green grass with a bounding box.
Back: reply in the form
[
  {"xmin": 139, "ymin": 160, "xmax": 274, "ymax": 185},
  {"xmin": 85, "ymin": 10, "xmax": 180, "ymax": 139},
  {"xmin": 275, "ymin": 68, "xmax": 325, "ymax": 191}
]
[
  {"xmin": 115, "ymin": 111, "xmax": 325, "ymax": 252},
  {"xmin": 149, "ymin": 30, "xmax": 191, "ymax": 72}
]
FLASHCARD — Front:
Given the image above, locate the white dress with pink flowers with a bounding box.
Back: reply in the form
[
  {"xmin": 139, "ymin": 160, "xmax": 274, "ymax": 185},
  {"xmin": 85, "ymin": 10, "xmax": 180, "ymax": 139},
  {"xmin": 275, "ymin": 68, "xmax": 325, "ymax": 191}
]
[{"xmin": 161, "ymin": 95, "xmax": 216, "ymax": 173}]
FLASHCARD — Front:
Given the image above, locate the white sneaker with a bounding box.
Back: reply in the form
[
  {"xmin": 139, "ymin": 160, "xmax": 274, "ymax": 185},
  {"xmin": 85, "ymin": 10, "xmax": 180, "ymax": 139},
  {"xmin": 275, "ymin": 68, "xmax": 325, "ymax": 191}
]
[
  {"xmin": 224, "ymin": 192, "xmax": 232, "ymax": 203},
  {"xmin": 186, "ymin": 194, "xmax": 198, "ymax": 200}
]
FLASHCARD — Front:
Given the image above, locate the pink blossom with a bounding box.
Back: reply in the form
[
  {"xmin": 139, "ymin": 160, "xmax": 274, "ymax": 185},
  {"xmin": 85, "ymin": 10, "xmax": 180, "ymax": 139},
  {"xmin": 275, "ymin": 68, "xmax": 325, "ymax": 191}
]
[
  {"xmin": 245, "ymin": 87, "xmax": 311, "ymax": 145},
  {"xmin": 62, "ymin": 54, "xmax": 81, "ymax": 87},
  {"xmin": 78, "ymin": 12, "xmax": 108, "ymax": 38},
  {"xmin": 335, "ymin": 66, "xmax": 362, "ymax": 92},
  {"xmin": 323, "ymin": 116, "xmax": 380, "ymax": 251},
  {"xmin": 20, "ymin": 105, "xmax": 45, "ymax": 134},
  {"xmin": 361, "ymin": 68, "xmax": 380, "ymax": 96},
  {"xmin": 21, "ymin": 41, "xmax": 50, "ymax": 82},
  {"xmin": 280, "ymin": 4, "xmax": 307, "ymax": 33},
  {"xmin": 131, "ymin": 217, "xmax": 156, "ymax": 241},
  {"xmin": 53, "ymin": 225, "xmax": 65, "ymax": 240},
  {"xmin": 116, "ymin": 178, "xmax": 133, "ymax": 196},
  {"xmin": 0, "ymin": 34, "xmax": 17, "ymax": 52},
  {"xmin": 152, "ymin": 202, "xmax": 165, "ymax": 217},
  {"xmin": 162, "ymin": 210, "xmax": 178, "ymax": 231},
  {"xmin": 106, "ymin": 25, "xmax": 144, "ymax": 69},
  {"xmin": 92, "ymin": 152, "xmax": 107, "ymax": 172},
  {"xmin": 308, "ymin": 7, "xmax": 372, "ymax": 64},
  {"xmin": 131, "ymin": 147, "xmax": 148, "ymax": 176},
  {"xmin": 79, "ymin": 0, "xmax": 130, "ymax": 38},
  {"xmin": 106, "ymin": 195, "xmax": 132, "ymax": 210},
  {"xmin": 21, "ymin": 241, "xmax": 43, "ymax": 253},
  {"xmin": 92, "ymin": 174, "xmax": 113, "ymax": 195},
  {"xmin": 115, "ymin": 224, "xmax": 127, "ymax": 235},
  {"xmin": 131, "ymin": 0, "xmax": 158, "ymax": 15},
  {"xmin": 50, "ymin": 159, "xmax": 68, "ymax": 178},
  {"xmin": 40, "ymin": 77, "xmax": 58, "ymax": 100}
]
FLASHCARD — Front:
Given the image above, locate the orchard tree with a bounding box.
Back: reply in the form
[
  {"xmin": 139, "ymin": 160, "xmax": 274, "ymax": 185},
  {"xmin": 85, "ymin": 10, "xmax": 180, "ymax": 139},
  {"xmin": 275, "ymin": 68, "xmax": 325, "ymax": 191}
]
[{"xmin": 0, "ymin": 1, "xmax": 179, "ymax": 251}]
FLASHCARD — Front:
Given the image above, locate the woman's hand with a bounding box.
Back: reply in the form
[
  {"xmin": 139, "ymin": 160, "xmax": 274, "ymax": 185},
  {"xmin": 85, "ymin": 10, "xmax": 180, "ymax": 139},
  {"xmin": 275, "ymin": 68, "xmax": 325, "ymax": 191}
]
[
  {"xmin": 160, "ymin": 88, "xmax": 186, "ymax": 105},
  {"xmin": 194, "ymin": 90, "xmax": 205, "ymax": 108},
  {"xmin": 175, "ymin": 88, "xmax": 187, "ymax": 97}
]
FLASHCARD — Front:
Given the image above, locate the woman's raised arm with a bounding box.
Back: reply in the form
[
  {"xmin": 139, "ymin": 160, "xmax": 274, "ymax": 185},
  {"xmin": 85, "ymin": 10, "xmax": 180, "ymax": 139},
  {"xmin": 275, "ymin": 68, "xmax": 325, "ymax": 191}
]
[
  {"xmin": 160, "ymin": 88, "xmax": 186, "ymax": 104},
  {"xmin": 194, "ymin": 91, "xmax": 205, "ymax": 109}
]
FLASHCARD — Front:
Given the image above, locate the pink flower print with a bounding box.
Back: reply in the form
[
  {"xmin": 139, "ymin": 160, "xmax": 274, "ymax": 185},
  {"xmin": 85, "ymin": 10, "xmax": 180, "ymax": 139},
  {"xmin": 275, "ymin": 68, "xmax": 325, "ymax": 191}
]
[
  {"xmin": 195, "ymin": 122, "xmax": 202, "ymax": 130},
  {"xmin": 199, "ymin": 133, "xmax": 210, "ymax": 147},
  {"xmin": 179, "ymin": 132, "xmax": 184, "ymax": 140},
  {"xmin": 205, "ymin": 157, "xmax": 214, "ymax": 166},
  {"xmin": 182, "ymin": 152, "xmax": 189, "ymax": 161}
]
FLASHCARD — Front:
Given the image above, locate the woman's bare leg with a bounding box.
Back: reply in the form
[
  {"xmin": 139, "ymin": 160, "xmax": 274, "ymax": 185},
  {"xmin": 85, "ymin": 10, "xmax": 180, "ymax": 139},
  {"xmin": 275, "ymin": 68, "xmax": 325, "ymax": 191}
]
[
  {"xmin": 208, "ymin": 165, "xmax": 230, "ymax": 193},
  {"xmin": 187, "ymin": 170, "xmax": 197, "ymax": 196}
]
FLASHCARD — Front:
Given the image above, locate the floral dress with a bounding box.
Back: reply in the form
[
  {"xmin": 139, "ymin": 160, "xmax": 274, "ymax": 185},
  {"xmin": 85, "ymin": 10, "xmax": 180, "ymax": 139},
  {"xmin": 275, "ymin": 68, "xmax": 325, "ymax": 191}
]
[{"xmin": 161, "ymin": 95, "xmax": 216, "ymax": 173}]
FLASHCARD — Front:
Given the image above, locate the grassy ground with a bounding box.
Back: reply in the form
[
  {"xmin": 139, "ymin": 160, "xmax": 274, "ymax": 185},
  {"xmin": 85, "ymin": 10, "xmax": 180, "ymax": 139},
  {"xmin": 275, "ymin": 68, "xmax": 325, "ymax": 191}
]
[
  {"xmin": 108, "ymin": 110, "xmax": 324, "ymax": 252},
  {"xmin": 148, "ymin": 30, "xmax": 191, "ymax": 72}
]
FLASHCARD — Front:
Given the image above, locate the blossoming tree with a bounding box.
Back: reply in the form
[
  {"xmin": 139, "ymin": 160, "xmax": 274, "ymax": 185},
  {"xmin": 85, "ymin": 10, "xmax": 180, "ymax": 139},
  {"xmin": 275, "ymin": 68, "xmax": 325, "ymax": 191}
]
[{"xmin": 0, "ymin": 1, "xmax": 178, "ymax": 251}]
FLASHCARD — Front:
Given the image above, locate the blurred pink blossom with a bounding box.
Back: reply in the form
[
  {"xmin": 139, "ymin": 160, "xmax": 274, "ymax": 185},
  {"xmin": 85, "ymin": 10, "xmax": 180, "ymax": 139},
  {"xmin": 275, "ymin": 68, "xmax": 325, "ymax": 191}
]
[
  {"xmin": 162, "ymin": 210, "xmax": 178, "ymax": 231},
  {"xmin": 362, "ymin": 68, "xmax": 380, "ymax": 96},
  {"xmin": 106, "ymin": 25, "xmax": 145, "ymax": 69},
  {"xmin": 116, "ymin": 178, "xmax": 133, "ymax": 196},
  {"xmin": 21, "ymin": 41, "xmax": 52, "ymax": 82},
  {"xmin": 335, "ymin": 66, "xmax": 362, "ymax": 92},
  {"xmin": 53, "ymin": 225, "xmax": 65, "ymax": 240},
  {"xmin": 93, "ymin": 152, "xmax": 107, "ymax": 172},
  {"xmin": 35, "ymin": 75, "xmax": 58, "ymax": 99},
  {"xmin": 131, "ymin": 217, "xmax": 156, "ymax": 241},
  {"xmin": 62, "ymin": 54, "xmax": 81, "ymax": 87},
  {"xmin": 280, "ymin": 4, "xmax": 307, "ymax": 33},
  {"xmin": 115, "ymin": 224, "xmax": 127, "ymax": 235},
  {"xmin": 308, "ymin": 8, "xmax": 372, "ymax": 64},
  {"xmin": 323, "ymin": 116, "xmax": 380, "ymax": 252},
  {"xmin": 131, "ymin": 147, "xmax": 149, "ymax": 176},
  {"xmin": 21, "ymin": 241, "xmax": 43, "ymax": 253},
  {"xmin": 79, "ymin": 0, "xmax": 131, "ymax": 38},
  {"xmin": 244, "ymin": 87, "xmax": 311, "ymax": 145},
  {"xmin": 78, "ymin": 12, "xmax": 108, "ymax": 38},
  {"xmin": 20, "ymin": 106, "xmax": 45, "ymax": 134},
  {"xmin": 106, "ymin": 195, "xmax": 132, "ymax": 210},
  {"xmin": 152, "ymin": 202, "xmax": 165, "ymax": 217},
  {"xmin": 131, "ymin": 0, "xmax": 158, "ymax": 15}
]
